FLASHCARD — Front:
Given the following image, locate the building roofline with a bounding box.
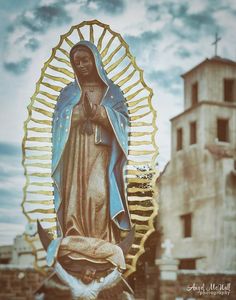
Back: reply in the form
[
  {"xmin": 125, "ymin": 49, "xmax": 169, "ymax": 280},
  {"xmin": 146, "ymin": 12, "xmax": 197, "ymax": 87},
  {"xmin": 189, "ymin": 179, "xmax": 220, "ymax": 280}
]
[
  {"xmin": 181, "ymin": 56, "xmax": 236, "ymax": 78},
  {"xmin": 170, "ymin": 101, "xmax": 236, "ymax": 122}
]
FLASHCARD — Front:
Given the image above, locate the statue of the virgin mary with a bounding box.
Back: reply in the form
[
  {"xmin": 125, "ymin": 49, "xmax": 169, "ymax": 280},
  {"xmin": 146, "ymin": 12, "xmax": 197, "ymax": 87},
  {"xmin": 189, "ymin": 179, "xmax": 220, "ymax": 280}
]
[
  {"xmin": 38, "ymin": 40, "xmax": 133, "ymax": 291},
  {"xmin": 23, "ymin": 21, "xmax": 158, "ymax": 299}
]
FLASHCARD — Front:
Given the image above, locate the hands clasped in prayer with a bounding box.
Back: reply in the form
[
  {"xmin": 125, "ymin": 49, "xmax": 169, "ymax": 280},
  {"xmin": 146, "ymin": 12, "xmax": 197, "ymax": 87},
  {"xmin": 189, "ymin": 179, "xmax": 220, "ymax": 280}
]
[{"xmin": 73, "ymin": 92, "xmax": 97, "ymax": 135}]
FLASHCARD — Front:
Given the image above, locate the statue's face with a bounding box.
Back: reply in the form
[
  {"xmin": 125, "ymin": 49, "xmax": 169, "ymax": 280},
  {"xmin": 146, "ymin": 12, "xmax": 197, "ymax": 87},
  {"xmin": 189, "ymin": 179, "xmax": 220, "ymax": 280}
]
[{"xmin": 71, "ymin": 48, "xmax": 95, "ymax": 78}]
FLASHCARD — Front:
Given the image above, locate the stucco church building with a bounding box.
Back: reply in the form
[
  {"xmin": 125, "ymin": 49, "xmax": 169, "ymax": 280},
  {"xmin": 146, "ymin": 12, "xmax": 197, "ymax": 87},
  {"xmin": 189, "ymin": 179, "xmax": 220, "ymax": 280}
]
[{"xmin": 158, "ymin": 55, "xmax": 236, "ymax": 273}]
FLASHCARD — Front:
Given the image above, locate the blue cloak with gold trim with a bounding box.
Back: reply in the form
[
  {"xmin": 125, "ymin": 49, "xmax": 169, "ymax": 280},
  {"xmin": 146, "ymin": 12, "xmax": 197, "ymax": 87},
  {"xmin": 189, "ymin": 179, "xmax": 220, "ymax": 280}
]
[{"xmin": 46, "ymin": 41, "xmax": 131, "ymax": 265}]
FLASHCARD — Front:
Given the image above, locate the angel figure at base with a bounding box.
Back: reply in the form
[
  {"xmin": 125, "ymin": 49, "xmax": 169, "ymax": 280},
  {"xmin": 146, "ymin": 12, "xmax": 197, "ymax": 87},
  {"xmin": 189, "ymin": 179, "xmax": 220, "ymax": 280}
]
[{"xmin": 38, "ymin": 40, "xmax": 134, "ymax": 297}]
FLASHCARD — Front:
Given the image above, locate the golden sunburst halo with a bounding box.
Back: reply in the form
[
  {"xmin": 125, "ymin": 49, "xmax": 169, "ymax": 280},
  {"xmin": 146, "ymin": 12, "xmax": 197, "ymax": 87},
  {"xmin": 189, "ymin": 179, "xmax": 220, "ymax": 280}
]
[{"xmin": 22, "ymin": 19, "xmax": 159, "ymax": 277}]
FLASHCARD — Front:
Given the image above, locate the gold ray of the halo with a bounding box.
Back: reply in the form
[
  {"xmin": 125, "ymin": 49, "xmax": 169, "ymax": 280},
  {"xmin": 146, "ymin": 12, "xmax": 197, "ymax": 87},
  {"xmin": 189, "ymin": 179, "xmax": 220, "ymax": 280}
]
[
  {"xmin": 58, "ymin": 48, "xmax": 70, "ymax": 58},
  {"xmin": 128, "ymin": 178, "xmax": 151, "ymax": 184},
  {"xmin": 117, "ymin": 69, "xmax": 136, "ymax": 87},
  {"xmin": 125, "ymin": 263, "xmax": 134, "ymax": 271},
  {"xmin": 97, "ymin": 27, "xmax": 107, "ymax": 51},
  {"xmin": 26, "ymin": 235, "xmax": 39, "ymax": 244},
  {"xmin": 25, "ymin": 208, "xmax": 55, "ymax": 214},
  {"xmin": 30, "ymin": 182, "xmax": 53, "ymax": 187},
  {"xmin": 122, "ymin": 79, "xmax": 141, "ymax": 95},
  {"xmin": 126, "ymin": 96, "xmax": 149, "ymax": 107},
  {"xmin": 128, "ymin": 141, "xmax": 152, "ymax": 146},
  {"xmin": 128, "ymin": 197, "xmax": 153, "ymax": 203},
  {"xmin": 129, "ymin": 206, "xmax": 153, "ymax": 212},
  {"xmin": 26, "ymin": 155, "xmax": 52, "ymax": 160},
  {"xmin": 126, "ymin": 169, "xmax": 155, "ymax": 176},
  {"xmin": 28, "ymin": 127, "xmax": 51, "ymax": 133},
  {"xmin": 41, "ymin": 82, "xmax": 63, "ymax": 93},
  {"xmin": 129, "ymin": 132, "xmax": 152, "ymax": 137},
  {"xmin": 45, "ymin": 225, "xmax": 57, "ymax": 232},
  {"xmin": 135, "ymin": 224, "xmax": 150, "ymax": 231},
  {"xmin": 54, "ymin": 56, "xmax": 71, "ymax": 67},
  {"xmin": 130, "ymin": 111, "xmax": 151, "ymax": 121},
  {"xmin": 27, "ymin": 190, "xmax": 53, "ymax": 196},
  {"xmin": 89, "ymin": 24, "xmax": 94, "ymax": 43},
  {"xmin": 129, "ymin": 205, "xmax": 154, "ymax": 211},
  {"xmin": 37, "ymin": 257, "xmax": 47, "ymax": 262},
  {"xmin": 25, "ymin": 146, "xmax": 52, "ymax": 151},
  {"xmin": 101, "ymin": 35, "xmax": 116, "ymax": 58},
  {"xmin": 36, "ymin": 252, "xmax": 45, "ymax": 260},
  {"xmin": 129, "ymin": 121, "xmax": 152, "ymax": 127},
  {"xmin": 31, "ymin": 107, "xmax": 53, "ymax": 118},
  {"xmin": 128, "ymin": 187, "xmax": 153, "ymax": 194},
  {"xmin": 48, "ymin": 64, "xmax": 74, "ymax": 79},
  {"xmin": 25, "ymin": 199, "xmax": 54, "ymax": 205},
  {"xmin": 77, "ymin": 27, "xmax": 85, "ymax": 40},
  {"xmin": 127, "ymin": 197, "xmax": 153, "ymax": 203},
  {"xmin": 27, "ymin": 137, "xmax": 51, "ymax": 143},
  {"xmin": 134, "ymin": 232, "xmax": 146, "ymax": 238},
  {"xmin": 126, "ymin": 88, "xmax": 145, "ymax": 101},
  {"xmin": 38, "ymin": 217, "xmax": 57, "ymax": 223},
  {"xmin": 25, "ymin": 163, "xmax": 51, "ymax": 169},
  {"xmin": 22, "ymin": 19, "xmax": 158, "ymax": 278},
  {"xmin": 126, "ymin": 254, "xmax": 136, "ymax": 260},
  {"xmin": 126, "ymin": 175, "xmax": 154, "ymax": 182},
  {"xmin": 127, "ymin": 160, "xmax": 152, "ymax": 166},
  {"xmin": 28, "ymin": 172, "xmax": 51, "ymax": 177},
  {"xmin": 35, "ymin": 98, "xmax": 55, "ymax": 109},
  {"xmin": 38, "ymin": 91, "xmax": 58, "ymax": 101},
  {"xmin": 36, "ymin": 247, "xmax": 47, "ymax": 253},
  {"xmin": 128, "ymin": 104, "xmax": 149, "ymax": 115},
  {"xmin": 129, "ymin": 150, "xmax": 155, "ymax": 156},
  {"xmin": 128, "ymin": 194, "xmax": 153, "ymax": 199},
  {"xmin": 31, "ymin": 118, "xmax": 52, "ymax": 126},
  {"xmin": 131, "ymin": 244, "xmax": 142, "ymax": 250},
  {"xmin": 37, "ymin": 263, "xmax": 48, "ymax": 269},
  {"xmin": 103, "ymin": 44, "xmax": 123, "ymax": 66},
  {"xmin": 36, "ymin": 248, "xmax": 46, "ymax": 255},
  {"xmin": 65, "ymin": 37, "xmax": 75, "ymax": 48},
  {"xmin": 105, "ymin": 51, "xmax": 127, "ymax": 74},
  {"xmin": 44, "ymin": 73, "xmax": 71, "ymax": 85},
  {"xmin": 110, "ymin": 62, "xmax": 132, "ymax": 82}
]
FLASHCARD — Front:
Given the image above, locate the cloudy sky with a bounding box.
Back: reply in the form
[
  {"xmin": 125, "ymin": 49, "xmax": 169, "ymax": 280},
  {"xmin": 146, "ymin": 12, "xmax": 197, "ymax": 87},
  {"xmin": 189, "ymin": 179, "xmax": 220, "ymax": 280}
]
[{"xmin": 0, "ymin": 0, "xmax": 235, "ymax": 245}]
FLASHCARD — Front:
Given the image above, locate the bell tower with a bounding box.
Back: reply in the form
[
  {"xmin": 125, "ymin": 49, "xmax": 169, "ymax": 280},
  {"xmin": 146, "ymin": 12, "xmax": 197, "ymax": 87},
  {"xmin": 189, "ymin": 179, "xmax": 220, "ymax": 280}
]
[{"xmin": 171, "ymin": 56, "xmax": 236, "ymax": 157}]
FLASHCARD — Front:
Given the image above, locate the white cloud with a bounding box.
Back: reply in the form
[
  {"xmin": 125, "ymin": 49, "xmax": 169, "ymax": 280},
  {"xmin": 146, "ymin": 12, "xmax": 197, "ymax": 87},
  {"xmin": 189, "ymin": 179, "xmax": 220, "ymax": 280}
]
[
  {"xmin": 187, "ymin": 0, "xmax": 209, "ymax": 14},
  {"xmin": 40, "ymin": 0, "xmax": 59, "ymax": 5},
  {"xmin": 87, "ymin": 1, "xmax": 99, "ymax": 10},
  {"xmin": 0, "ymin": 176, "xmax": 24, "ymax": 191}
]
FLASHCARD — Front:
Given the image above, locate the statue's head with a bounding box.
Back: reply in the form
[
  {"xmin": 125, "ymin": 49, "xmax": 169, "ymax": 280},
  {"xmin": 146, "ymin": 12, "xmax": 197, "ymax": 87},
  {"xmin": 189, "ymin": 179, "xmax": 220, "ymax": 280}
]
[
  {"xmin": 81, "ymin": 267, "xmax": 96, "ymax": 284},
  {"xmin": 69, "ymin": 40, "xmax": 109, "ymax": 86},
  {"xmin": 70, "ymin": 45, "xmax": 96, "ymax": 80}
]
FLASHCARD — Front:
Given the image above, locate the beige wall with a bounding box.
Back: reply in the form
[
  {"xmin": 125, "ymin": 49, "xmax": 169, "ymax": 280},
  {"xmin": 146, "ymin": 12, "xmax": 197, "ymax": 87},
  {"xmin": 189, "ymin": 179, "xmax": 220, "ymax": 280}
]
[
  {"xmin": 171, "ymin": 102, "xmax": 236, "ymax": 158},
  {"xmin": 11, "ymin": 235, "xmax": 34, "ymax": 266},
  {"xmin": 159, "ymin": 148, "xmax": 236, "ymax": 271},
  {"xmin": 0, "ymin": 245, "xmax": 12, "ymax": 262}
]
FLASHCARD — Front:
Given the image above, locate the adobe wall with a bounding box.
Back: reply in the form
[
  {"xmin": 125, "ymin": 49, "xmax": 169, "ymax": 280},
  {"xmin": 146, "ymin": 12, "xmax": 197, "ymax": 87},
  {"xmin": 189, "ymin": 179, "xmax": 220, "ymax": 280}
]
[{"xmin": 0, "ymin": 265, "xmax": 44, "ymax": 300}]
